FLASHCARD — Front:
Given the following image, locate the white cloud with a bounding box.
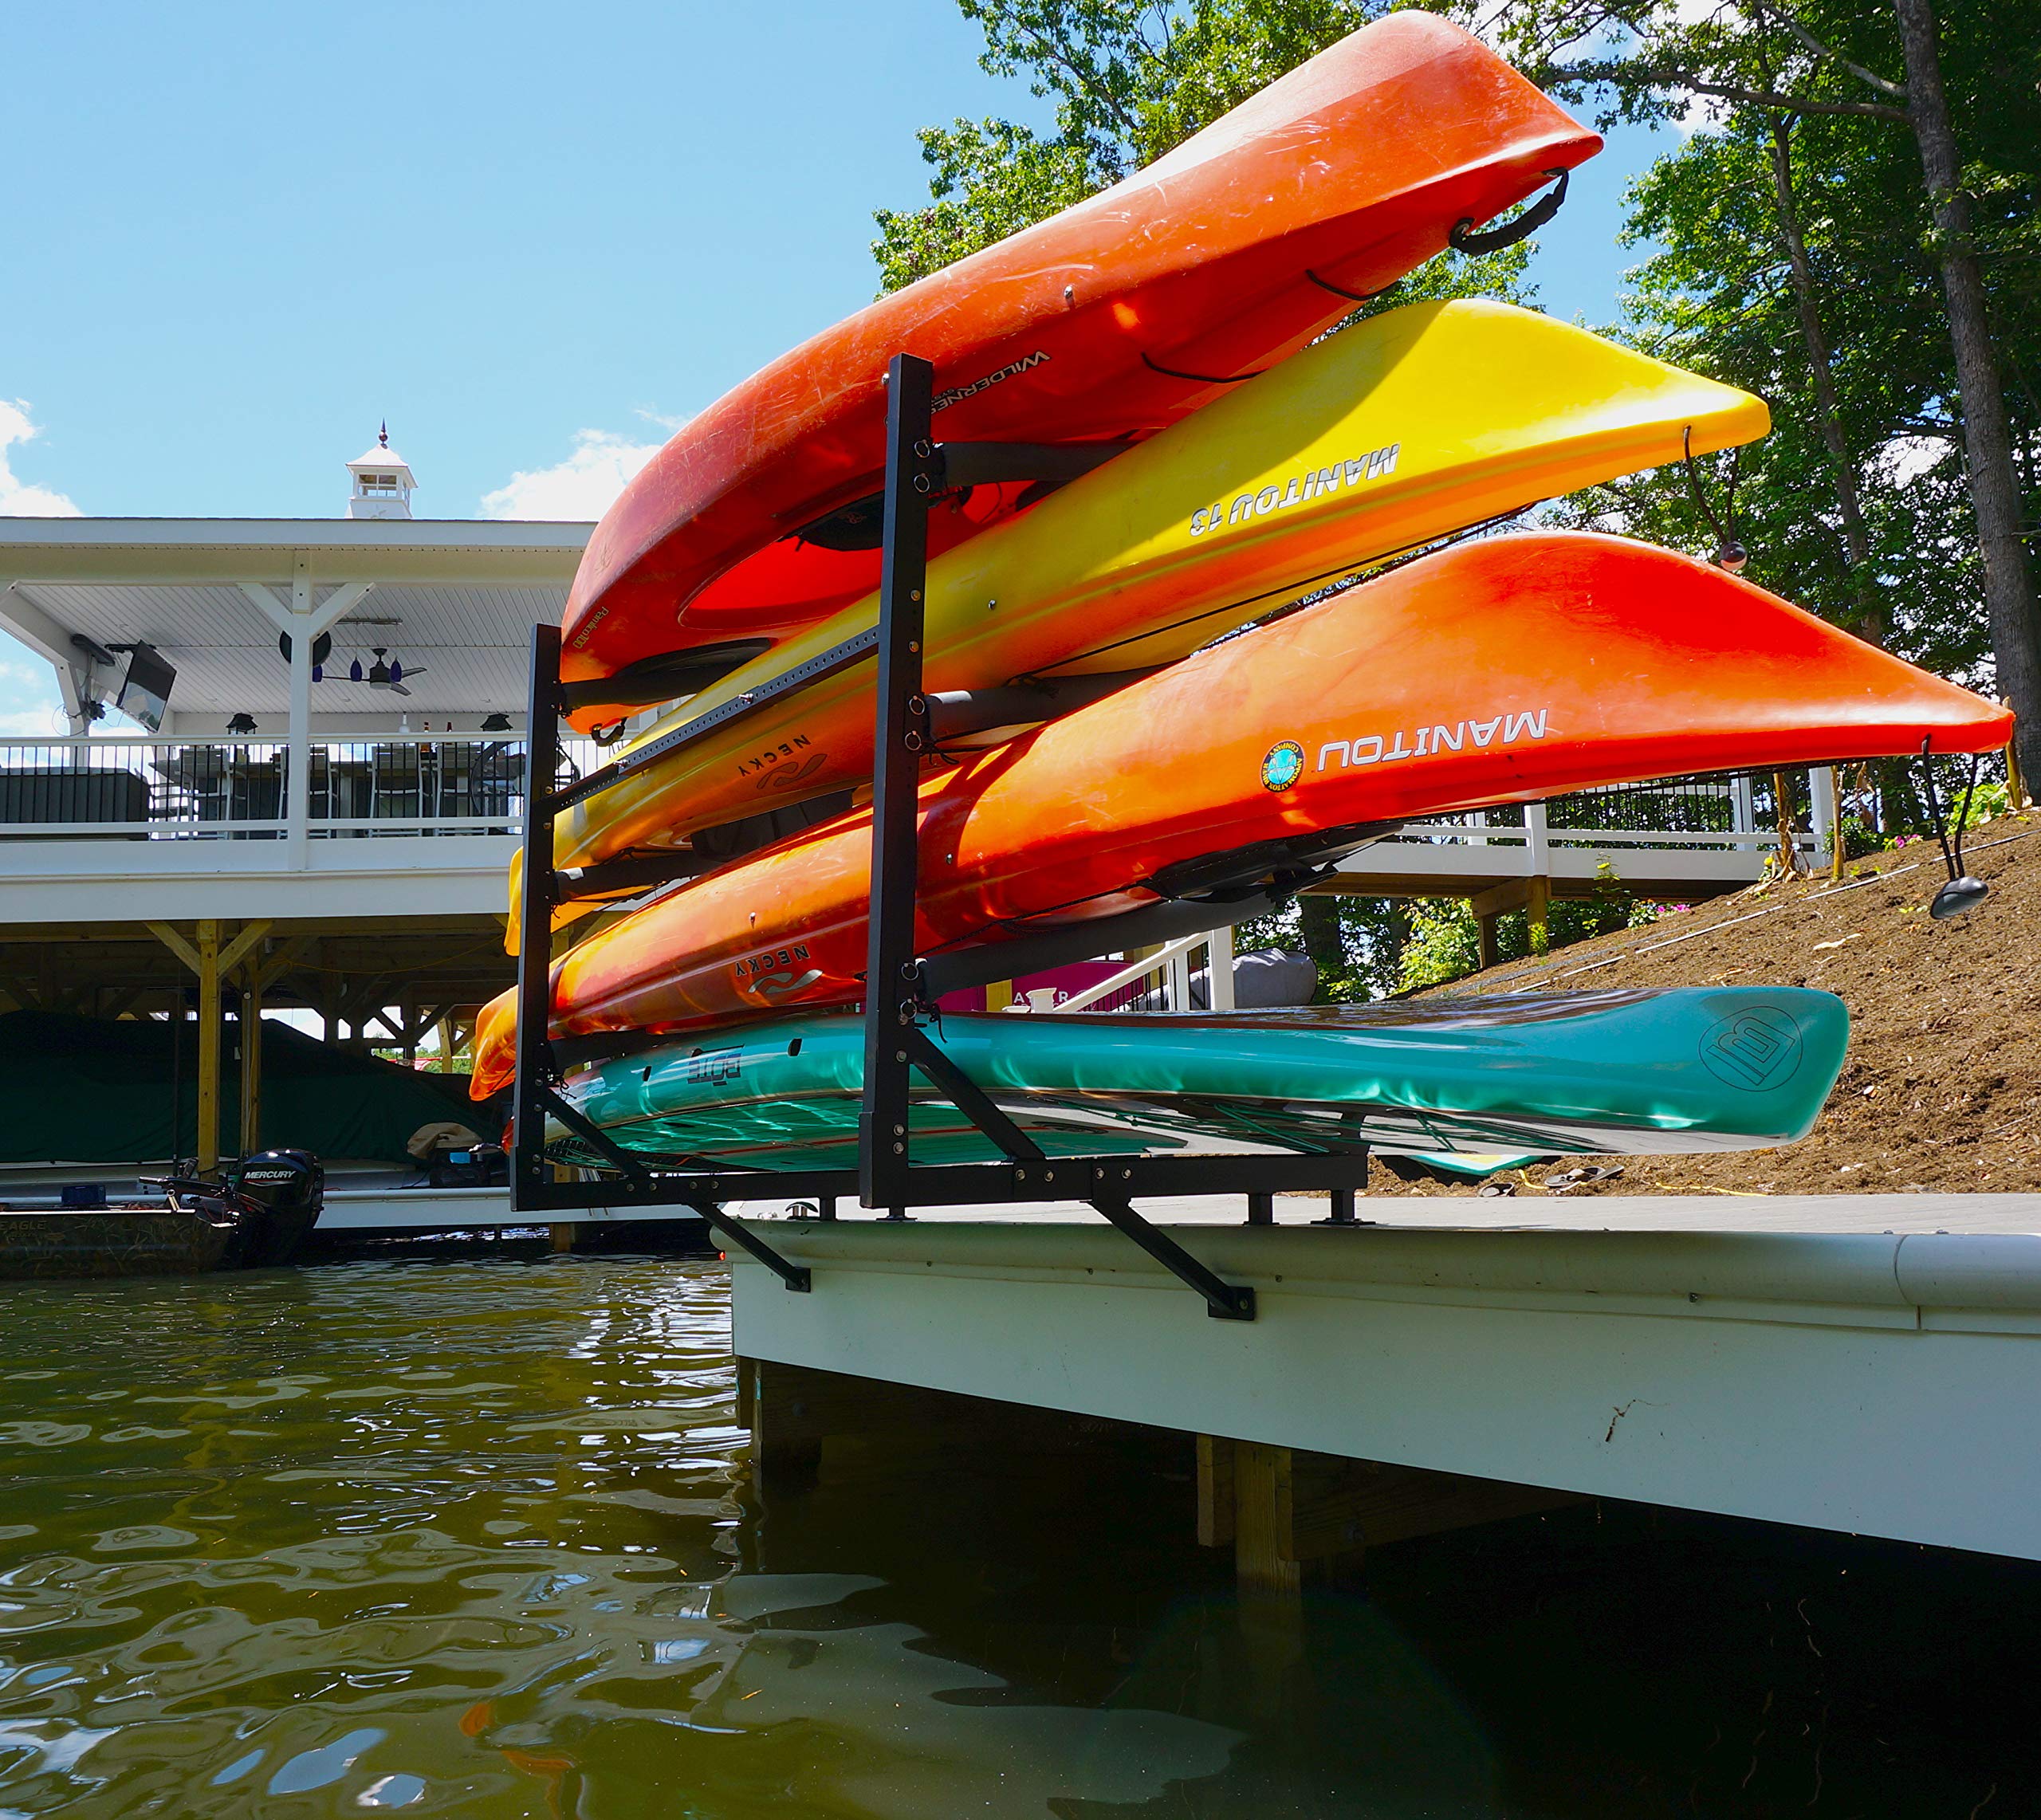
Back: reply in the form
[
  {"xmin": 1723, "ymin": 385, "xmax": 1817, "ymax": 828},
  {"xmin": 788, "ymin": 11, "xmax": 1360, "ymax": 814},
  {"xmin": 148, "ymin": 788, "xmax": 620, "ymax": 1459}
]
[
  {"xmin": 0, "ymin": 399, "xmax": 81, "ymax": 517},
  {"xmin": 0, "ymin": 651, "xmax": 67, "ymax": 737},
  {"xmin": 480, "ymin": 429, "xmax": 662, "ymax": 522}
]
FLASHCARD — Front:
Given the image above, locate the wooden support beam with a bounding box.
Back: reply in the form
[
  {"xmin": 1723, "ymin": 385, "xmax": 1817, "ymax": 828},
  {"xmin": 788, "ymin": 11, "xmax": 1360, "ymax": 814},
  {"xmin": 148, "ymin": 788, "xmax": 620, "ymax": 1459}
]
[
  {"xmin": 238, "ymin": 977, "xmax": 265, "ymax": 1158},
  {"xmin": 145, "ymin": 922, "xmax": 201, "ymax": 976},
  {"xmin": 252, "ymin": 933, "xmax": 313, "ymax": 994},
  {"xmin": 1468, "ymin": 879, "xmax": 1534, "ymax": 921},
  {"xmin": 740, "ymin": 1356, "xmax": 824, "ymax": 1496},
  {"xmin": 1233, "ymin": 1441, "xmax": 1304, "ymax": 1596},
  {"xmin": 1525, "ymin": 873, "xmax": 1551, "ymax": 956},
  {"xmin": 216, "ymin": 920, "xmax": 273, "ymax": 977},
  {"xmin": 195, "ymin": 920, "xmax": 222, "ymax": 1173},
  {"xmin": 1202, "ymin": 1436, "xmax": 1583, "ymax": 1594},
  {"xmin": 549, "ymin": 1223, "xmax": 576, "ymax": 1253},
  {"xmin": 1197, "ymin": 1433, "xmax": 1236, "ymax": 1548}
]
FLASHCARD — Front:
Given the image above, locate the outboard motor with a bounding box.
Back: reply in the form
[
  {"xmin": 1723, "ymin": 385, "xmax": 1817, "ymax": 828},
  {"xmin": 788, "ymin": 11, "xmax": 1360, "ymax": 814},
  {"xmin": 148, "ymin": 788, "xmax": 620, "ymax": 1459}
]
[{"xmin": 220, "ymin": 1149, "xmax": 324, "ymax": 1266}]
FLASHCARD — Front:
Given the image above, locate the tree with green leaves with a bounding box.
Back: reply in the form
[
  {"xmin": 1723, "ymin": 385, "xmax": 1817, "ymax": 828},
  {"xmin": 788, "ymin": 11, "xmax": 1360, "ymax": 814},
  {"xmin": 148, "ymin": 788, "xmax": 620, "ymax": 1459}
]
[{"xmin": 1481, "ymin": 0, "xmax": 2041, "ymax": 783}]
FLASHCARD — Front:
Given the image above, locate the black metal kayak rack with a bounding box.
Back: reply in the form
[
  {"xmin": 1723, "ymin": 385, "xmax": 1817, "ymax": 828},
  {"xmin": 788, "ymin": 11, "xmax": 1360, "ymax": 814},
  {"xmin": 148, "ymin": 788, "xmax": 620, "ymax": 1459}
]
[{"xmin": 509, "ymin": 352, "xmax": 1375, "ymax": 1319}]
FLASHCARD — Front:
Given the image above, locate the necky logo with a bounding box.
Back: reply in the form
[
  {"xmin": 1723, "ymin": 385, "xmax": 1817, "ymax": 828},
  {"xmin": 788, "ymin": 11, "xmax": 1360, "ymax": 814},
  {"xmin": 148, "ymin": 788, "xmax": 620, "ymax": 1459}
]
[
  {"xmin": 683, "ymin": 1049, "xmax": 742, "ymax": 1086},
  {"xmin": 933, "ymin": 351, "xmax": 1050, "ymax": 413},
  {"xmin": 1310, "ymin": 710, "xmax": 1551, "ymax": 774},
  {"xmin": 734, "ymin": 942, "xmax": 811, "ymax": 980},
  {"xmin": 1189, "ymin": 444, "xmax": 1402, "ymax": 537}
]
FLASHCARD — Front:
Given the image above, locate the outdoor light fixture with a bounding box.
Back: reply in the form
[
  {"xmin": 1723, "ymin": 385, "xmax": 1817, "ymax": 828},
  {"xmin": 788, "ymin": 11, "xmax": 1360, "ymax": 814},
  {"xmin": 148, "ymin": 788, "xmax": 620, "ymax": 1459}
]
[
  {"xmin": 480, "ymin": 713, "xmax": 513, "ymax": 732},
  {"xmin": 108, "ymin": 642, "xmax": 177, "ymax": 733},
  {"xmin": 226, "ymin": 713, "xmax": 258, "ymax": 735}
]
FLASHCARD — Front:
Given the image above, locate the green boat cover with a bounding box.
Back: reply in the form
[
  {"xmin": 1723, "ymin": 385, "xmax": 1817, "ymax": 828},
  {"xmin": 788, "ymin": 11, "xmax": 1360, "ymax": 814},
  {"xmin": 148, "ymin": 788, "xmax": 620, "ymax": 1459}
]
[
  {"xmin": 551, "ymin": 988, "xmax": 1848, "ymax": 1173},
  {"xmin": 0, "ymin": 1009, "xmax": 480, "ymax": 1168}
]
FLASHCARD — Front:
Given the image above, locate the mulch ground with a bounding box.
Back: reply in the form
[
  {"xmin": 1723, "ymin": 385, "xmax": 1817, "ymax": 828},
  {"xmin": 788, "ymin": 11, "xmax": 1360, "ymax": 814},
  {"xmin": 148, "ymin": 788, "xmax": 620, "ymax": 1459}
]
[{"xmin": 1370, "ymin": 810, "xmax": 2041, "ymax": 1199}]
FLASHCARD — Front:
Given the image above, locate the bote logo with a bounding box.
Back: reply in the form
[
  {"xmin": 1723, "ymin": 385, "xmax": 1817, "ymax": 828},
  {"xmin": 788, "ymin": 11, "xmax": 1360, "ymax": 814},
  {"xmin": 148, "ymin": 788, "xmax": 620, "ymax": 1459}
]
[{"xmin": 1697, "ymin": 1004, "xmax": 1803, "ymax": 1091}]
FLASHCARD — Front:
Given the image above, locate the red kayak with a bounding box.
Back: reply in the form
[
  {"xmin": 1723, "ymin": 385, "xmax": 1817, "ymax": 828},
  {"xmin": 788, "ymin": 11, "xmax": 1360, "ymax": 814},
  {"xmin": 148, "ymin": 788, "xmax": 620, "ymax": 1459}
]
[
  {"xmin": 472, "ymin": 533, "xmax": 2009, "ymax": 1093},
  {"xmin": 560, "ymin": 14, "xmax": 1599, "ymax": 727}
]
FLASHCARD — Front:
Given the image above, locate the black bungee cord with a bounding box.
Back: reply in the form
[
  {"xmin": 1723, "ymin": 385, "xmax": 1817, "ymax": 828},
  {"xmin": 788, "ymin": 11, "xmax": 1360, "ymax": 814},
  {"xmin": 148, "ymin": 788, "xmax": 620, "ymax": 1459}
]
[
  {"xmin": 1681, "ymin": 426, "xmax": 1748, "ymax": 574},
  {"xmin": 1916, "ymin": 735, "xmax": 1989, "ymax": 919}
]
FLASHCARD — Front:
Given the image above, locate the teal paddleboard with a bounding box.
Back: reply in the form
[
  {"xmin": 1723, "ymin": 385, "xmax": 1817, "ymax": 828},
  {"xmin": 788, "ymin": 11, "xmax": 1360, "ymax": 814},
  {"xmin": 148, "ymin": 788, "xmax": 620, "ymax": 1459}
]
[{"xmin": 547, "ymin": 988, "xmax": 1848, "ymax": 1173}]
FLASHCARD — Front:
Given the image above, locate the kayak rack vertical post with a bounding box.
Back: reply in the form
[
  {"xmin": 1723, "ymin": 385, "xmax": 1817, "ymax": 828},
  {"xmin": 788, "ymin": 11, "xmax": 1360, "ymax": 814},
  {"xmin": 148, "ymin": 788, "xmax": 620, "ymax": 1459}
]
[
  {"xmin": 859, "ymin": 353, "xmax": 942, "ymax": 1215},
  {"xmin": 510, "ymin": 622, "xmax": 565, "ymax": 1215}
]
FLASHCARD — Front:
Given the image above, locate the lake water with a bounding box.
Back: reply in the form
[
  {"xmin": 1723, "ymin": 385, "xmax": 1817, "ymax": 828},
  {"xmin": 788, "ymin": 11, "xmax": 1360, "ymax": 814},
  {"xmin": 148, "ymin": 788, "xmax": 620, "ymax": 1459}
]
[{"xmin": 0, "ymin": 1253, "xmax": 2035, "ymax": 1817}]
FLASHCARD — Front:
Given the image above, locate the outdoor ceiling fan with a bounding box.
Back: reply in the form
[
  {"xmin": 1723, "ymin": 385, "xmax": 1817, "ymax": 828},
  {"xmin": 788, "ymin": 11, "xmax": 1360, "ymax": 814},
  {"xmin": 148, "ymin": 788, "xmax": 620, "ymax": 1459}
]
[{"xmin": 350, "ymin": 646, "xmax": 428, "ymax": 697}]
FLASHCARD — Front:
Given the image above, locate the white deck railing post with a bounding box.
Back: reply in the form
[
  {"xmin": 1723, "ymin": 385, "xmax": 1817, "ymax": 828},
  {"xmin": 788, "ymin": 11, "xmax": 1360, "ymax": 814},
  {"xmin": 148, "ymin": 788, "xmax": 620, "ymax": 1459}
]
[
  {"xmin": 1208, "ymin": 924, "xmax": 1236, "ymax": 1011},
  {"xmin": 1525, "ymin": 800, "xmax": 1551, "ymax": 876}
]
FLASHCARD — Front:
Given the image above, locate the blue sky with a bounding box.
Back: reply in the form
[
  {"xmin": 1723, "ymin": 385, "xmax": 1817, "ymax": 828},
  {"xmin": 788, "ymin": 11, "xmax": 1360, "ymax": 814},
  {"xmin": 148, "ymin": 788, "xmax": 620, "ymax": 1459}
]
[{"xmin": 0, "ymin": 1, "xmax": 1668, "ymax": 728}]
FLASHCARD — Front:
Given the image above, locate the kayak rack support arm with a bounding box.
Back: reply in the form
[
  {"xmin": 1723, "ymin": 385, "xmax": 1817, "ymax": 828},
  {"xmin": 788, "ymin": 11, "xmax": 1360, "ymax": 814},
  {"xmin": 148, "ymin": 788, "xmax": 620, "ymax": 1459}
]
[
  {"xmin": 930, "ymin": 439, "xmax": 1132, "ymax": 493},
  {"xmin": 532, "ymin": 1082, "xmax": 653, "ymax": 1193},
  {"xmin": 903, "ymin": 1027, "xmax": 1044, "ymax": 1162},
  {"xmin": 555, "ymin": 851, "xmax": 711, "ymax": 902},
  {"xmin": 1089, "ymin": 1193, "xmax": 1257, "ymax": 1323},
  {"xmin": 687, "ymin": 1202, "xmax": 813, "ymax": 1294},
  {"xmin": 553, "ymin": 625, "xmax": 883, "ymax": 815}
]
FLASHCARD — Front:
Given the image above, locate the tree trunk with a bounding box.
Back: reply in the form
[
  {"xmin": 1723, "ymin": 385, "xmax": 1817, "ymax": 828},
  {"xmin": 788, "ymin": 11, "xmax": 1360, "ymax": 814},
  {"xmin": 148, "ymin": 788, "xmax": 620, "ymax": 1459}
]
[
  {"xmin": 1891, "ymin": 0, "xmax": 2041, "ymax": 782},
  {"xmin": 1764, "ymin": 117, "xmax": 1884, "ymax": 642},
  {"xmin": 1296, "ymin": 893, "xmax": 1347, "ymax": 999}
]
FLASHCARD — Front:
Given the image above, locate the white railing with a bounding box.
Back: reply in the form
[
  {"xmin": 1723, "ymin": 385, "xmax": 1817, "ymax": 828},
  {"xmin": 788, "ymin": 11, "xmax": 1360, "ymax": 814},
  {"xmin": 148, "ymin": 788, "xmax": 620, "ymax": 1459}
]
[
  {"xmin": 1384, "ymin": 772, "xmax": 1828, "ymax": 859},
  {"xmin": 0, "ymin": 733, "xmax": 602, "ymax": 843}
]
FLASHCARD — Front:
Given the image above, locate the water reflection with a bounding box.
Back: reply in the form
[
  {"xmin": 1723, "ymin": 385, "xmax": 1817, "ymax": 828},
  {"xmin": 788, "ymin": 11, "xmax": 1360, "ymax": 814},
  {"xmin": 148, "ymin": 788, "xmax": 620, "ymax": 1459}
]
[{"xmin": 0, "ymin": 1256, "xmax": 2033, "ymax": 1816}]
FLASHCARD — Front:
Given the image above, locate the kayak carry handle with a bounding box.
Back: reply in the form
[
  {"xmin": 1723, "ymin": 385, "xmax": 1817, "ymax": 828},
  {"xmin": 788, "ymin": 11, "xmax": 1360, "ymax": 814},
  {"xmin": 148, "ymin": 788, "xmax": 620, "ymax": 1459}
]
[{"xmin": 1450, "ymin": 167, "xmax": 1570, "ymax": 256}]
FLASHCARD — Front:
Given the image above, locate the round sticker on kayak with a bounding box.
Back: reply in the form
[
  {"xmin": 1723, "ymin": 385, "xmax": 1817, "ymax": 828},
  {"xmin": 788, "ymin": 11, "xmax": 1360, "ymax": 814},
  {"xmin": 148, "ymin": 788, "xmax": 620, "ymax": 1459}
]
[
  {"xmin": 1697, "ymin": 1004, "xmax": 1803, "ymax": 1091},
  {"xmin": 1261, "ymin": 741, "xmax": 1304, "ymax": 792}
]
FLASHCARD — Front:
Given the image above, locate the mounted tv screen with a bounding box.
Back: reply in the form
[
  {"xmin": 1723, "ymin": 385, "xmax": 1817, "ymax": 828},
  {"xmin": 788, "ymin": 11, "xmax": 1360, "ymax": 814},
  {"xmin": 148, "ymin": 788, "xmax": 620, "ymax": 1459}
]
[{"xmin": 114, "ymin": 643, "xmax": 176, "ymax": 733}]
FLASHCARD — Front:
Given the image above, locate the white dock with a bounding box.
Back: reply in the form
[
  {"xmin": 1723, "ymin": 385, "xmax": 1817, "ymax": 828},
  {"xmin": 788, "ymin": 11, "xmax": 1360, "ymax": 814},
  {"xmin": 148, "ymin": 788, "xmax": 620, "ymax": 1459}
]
[{"xmin": 724, "ymin": 1193, "xmax": 2041, "ymax": 1563}]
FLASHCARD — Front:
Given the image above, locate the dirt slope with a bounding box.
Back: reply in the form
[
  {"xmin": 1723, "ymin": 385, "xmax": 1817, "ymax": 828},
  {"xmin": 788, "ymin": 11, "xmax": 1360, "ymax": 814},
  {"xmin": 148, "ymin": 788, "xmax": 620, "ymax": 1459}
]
[{"xmin": 1377, "ymin": 812, "xmax": 2041, "ymax": 1198}]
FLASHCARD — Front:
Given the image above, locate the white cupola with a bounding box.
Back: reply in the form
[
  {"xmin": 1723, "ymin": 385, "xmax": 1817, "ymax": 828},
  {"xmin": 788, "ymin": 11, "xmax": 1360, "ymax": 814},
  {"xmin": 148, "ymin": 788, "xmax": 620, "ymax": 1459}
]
[{"xmin": 345, "ymin": 423, "xmax": 416, "ymax": 519}]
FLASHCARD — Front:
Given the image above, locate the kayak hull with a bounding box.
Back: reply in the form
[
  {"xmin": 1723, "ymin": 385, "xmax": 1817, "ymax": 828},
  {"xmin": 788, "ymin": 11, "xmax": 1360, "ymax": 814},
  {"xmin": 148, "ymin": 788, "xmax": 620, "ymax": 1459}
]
[
  {"xmin": 545, "ymin": 990, "xmax": 1851, "ymax": 1170},
  {"xmin": 470, "ymin": 531, "xmax": 2008, "ymax": 1094},
  {"xmin": 544, "ymin": 299, "xmax": 1769, "ymax": 894},
  {"xmin": 560, "ymin": 14, "xmax": 1600, "ymax": 725}
]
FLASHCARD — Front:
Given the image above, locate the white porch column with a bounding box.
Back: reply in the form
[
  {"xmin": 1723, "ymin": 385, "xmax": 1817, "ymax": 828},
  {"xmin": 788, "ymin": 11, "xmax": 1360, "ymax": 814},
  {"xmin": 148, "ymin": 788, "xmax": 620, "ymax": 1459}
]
[
  {"xmin": 287, "ymin": 553, "xmax": 315, "ymax": 865},
  {"xmin": 238, "ymin": 570, "xmax": 373, "ymax": 869}
]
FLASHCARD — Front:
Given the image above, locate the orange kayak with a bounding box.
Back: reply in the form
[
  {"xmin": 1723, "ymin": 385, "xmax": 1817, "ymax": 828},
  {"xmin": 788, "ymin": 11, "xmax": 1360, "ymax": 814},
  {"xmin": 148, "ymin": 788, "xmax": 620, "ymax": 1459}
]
[
  {"xmin": 472, "ymin": 533, "xmax": 2008, "ymax": 1094},
  {"xmin": 559, "ymin": 13, "xmax": 1599, "ymax": 728}
]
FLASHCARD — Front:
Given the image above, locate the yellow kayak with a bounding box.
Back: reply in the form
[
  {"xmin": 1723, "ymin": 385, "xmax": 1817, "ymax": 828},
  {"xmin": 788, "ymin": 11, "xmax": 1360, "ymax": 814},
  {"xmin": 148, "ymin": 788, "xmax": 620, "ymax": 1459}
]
[{"xmin": 518, "ymin": 300, "xmax": 1767, "ymax": 945}]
